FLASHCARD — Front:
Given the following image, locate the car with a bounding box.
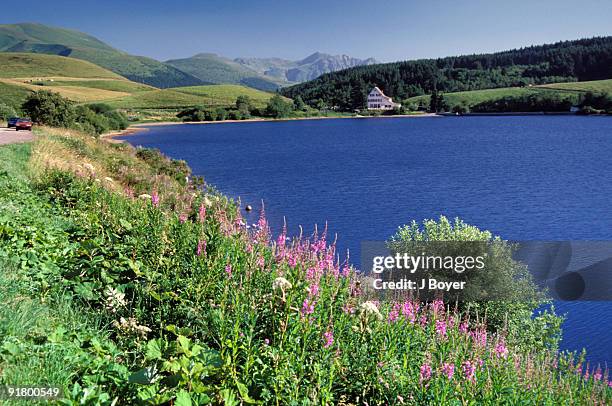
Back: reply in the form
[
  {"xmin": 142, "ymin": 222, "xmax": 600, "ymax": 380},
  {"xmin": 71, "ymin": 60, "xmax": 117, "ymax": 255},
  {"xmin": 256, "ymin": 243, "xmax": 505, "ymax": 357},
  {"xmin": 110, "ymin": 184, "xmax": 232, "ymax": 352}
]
[
  {"xmin": 15, "ymin": 118, "xmax": 32, "ymax": 131},
  {"xmin": 7, "ymin": 117, "xmax": 19, "ymax": 128}
]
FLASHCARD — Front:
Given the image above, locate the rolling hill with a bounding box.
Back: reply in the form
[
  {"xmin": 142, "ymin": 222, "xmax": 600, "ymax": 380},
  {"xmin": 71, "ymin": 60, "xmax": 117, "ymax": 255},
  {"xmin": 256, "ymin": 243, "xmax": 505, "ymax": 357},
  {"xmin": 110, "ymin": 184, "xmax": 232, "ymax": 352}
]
[
  {"xmin": 404, "ymin": 79, "xmax": 612, "ymax": 110},
  {"xmin": 0, "ymin": 53, "xmax": 156, "ymax": 103},
  {"xmin": 165, "ymin": 53, "xmax": 282, "ymax": 91},
  {"xmin": 105, "ymin": 84, "xmax": 286, "ymax": 110},
  {"xmin": 282, "ymin": 36, "xmax": 612, "ymax": 110},
  {"xmin": 0, "ymin": 23, "xmax": 203, "ymax": 88}
]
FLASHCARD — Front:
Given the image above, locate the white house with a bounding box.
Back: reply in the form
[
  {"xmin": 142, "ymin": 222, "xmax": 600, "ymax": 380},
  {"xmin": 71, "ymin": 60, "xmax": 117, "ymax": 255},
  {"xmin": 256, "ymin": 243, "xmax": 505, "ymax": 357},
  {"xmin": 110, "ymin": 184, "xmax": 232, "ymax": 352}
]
[{"xmin": 367, "ymin": 86, "xmax": 401, "ymax": 110}]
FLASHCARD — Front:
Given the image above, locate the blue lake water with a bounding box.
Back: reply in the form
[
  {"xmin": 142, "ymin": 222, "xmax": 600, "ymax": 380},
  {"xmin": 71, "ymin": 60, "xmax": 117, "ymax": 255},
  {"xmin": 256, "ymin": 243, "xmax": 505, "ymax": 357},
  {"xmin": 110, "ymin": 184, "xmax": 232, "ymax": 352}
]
[{"xmin": 120, "ymin": 115, "xmax": 612, "ymax": 366}]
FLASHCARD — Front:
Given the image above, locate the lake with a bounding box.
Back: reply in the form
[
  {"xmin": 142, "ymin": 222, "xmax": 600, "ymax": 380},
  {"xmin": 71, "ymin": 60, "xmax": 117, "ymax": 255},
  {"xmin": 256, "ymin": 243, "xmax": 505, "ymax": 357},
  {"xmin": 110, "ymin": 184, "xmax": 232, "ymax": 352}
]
[{"xmin": 119, "ymin": 115, "xmax": 612, "ymax": 366}]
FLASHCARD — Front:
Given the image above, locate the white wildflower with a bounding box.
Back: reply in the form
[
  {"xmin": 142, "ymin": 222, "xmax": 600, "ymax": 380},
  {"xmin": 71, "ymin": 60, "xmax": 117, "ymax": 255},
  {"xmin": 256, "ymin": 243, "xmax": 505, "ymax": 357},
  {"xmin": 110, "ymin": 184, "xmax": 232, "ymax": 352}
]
[
  {"xmin": 360, "ymin": 301, "xmax": 383, "ymax": 320},
  {"xmin": 272, "ymin": 277, "xmax": 292, "ymax": 291},
  {"xmin": 83, "ymin": 163, "xmax": 95, "ymax": 173},
  {"xmin": 138, "ymin": 194, "xmax": 152, "ymax": 200},
  {"xmin": 104, "ymin": 286, "xmax": 126, "ymax": 314},
  {"xmin": 104, "ymin": 177, "xmax": 113, "ymax": 182}
]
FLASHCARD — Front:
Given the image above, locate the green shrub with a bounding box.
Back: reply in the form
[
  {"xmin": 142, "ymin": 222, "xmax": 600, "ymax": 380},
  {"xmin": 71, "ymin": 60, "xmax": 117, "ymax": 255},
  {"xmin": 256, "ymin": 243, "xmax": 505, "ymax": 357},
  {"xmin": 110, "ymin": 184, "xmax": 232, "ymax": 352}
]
[{"xmin": 22, "ymin": 90, "xmax": 76, "ymax": 127}]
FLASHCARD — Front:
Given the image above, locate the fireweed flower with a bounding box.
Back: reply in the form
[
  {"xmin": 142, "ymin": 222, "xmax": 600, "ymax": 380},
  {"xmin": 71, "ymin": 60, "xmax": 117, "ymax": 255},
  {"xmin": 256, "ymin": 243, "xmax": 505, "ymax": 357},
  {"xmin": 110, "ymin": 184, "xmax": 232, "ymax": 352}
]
[
  {"xmin": 179, "ymin": 213, "xmax": 188, "ymax": 223},
  {"xmin": 196, "ymin": 239, "xmax": 206, "ymax": 256},
  {"xmin": 301, "ymin": 298, "xmax": 315, "ymax": 316},
  {"xmin": 462, "ymin": 360, "xmax": 476, "ymax": 382},
  {"xmin": 436, "ymin": 319, "xmax": 447, "ymax": 337},
  {"xmin": 198, "ymin": 203, "xmax": 206, "ymax": 223},
  {"xmin": 459, "ymin": 321, "xmax": 469, "ymax": 334},
  {"xmin": 225, "ymin": 264, "xmax": 232, "ymax": 278},
  {"xmin": 307, "ymin": 283, "xmax": 319, "ymax": 297},
  {"xmin": 495, "ymin": 341, "xmax": 509, "ymax": 359},
  {"xmin": 388, "ymin": 303, "xmax": 400, "ymax": 323},
  {"xmin": 441, "ymin": 363, "xmax": 455, "ymax": 380},
  {"xmin": 593, "ymin": 368, "xmax": 602, "ymax": 381},
  {"xmin": 431, "ymin": 299, "xmax": 444, "ymax": 315},
  {"xmin": 401, "ymin": 301, "xmax": 418, "ymax": 323},
  {"xmin": 323, "ymin": 330, "xmax": 334, "ymax": 348},
  {"xmin": 256, "ymin": 255, "xmax": 265, "ymax": 269},
  {"xmin": 420, "ymin": 363, "xmax": 432, "ymax": 384},
  {"xmin": 151, "ymin": 191, "xmax": 160, "ymax": 207}
]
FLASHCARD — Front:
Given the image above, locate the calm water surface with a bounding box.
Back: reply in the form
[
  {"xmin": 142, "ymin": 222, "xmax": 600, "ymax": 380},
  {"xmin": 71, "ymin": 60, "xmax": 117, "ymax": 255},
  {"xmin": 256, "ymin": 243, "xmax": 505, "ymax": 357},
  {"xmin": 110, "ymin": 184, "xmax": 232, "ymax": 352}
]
[{"xmin": 120, "ymin": 116, "xmax": 612, "ymax": 365}]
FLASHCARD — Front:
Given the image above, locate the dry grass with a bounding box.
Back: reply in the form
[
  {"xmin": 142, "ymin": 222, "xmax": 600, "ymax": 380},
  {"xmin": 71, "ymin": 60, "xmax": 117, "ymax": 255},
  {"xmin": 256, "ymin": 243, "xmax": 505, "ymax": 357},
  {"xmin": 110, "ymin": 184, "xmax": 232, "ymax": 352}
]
[{"xmin": 29, "ymin": 127, "xmax": 194, "ymax": 212}]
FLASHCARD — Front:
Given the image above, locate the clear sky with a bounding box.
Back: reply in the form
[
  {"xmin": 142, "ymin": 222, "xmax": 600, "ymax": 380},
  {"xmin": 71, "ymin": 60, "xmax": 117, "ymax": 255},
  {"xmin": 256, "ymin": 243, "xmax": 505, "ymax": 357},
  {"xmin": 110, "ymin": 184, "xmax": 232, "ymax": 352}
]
[{"xmin": 2, "ymin": 0, "xmax": 611, "ymax": 62}]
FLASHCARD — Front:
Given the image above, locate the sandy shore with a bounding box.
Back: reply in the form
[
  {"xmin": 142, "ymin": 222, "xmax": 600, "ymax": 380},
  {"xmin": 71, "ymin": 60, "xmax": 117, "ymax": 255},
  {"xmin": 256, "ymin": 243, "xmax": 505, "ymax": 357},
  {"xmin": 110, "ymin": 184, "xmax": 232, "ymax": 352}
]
[{"xmin": 104, "ymin": 113, "xmax": 440, "ymax": 140}]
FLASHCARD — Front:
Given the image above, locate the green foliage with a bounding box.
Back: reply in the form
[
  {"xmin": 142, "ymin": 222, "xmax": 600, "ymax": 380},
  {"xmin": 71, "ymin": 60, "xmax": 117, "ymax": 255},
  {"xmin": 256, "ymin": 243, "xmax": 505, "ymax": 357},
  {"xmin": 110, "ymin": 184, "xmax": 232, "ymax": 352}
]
[
  {"xmin": 22, "ymin": 90, "xmax": 76, "ymax": 127},
  {"xmin": 429, "ymin": 90, "xmax": 448, "ymax": 113},
  {"xmin": 21, "ymin": 91, "xmax": 128, "ymax": 135},
  {"xmin": 265, "ymin": 94, "xmax": 293, "ymax": 118},
  {"xmin": 389, "ymin": 216, "xmax": 559, "ymax": 348},
  {"xmin": 0, "ymin": 102, "xmax": 17, "ymax": 120},
  {"xmin": 472, "ymin": 93, "xmax": 576, "ymax": 113},
  {"xmin": 282, "ymin": 36, "xmax": 612, "ymax": 110},
  {"xmin": 235, "ymin": 95, "xmax": 253, "ymax": 117}
]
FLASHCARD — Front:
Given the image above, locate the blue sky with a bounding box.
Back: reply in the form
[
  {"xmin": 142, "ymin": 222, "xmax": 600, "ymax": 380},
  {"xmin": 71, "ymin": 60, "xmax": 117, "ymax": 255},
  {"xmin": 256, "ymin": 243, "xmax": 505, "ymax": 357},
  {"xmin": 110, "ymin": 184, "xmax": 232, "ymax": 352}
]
[{"xmin": 2, "ymin": 0, "xmax": 611, "ymax": 62}]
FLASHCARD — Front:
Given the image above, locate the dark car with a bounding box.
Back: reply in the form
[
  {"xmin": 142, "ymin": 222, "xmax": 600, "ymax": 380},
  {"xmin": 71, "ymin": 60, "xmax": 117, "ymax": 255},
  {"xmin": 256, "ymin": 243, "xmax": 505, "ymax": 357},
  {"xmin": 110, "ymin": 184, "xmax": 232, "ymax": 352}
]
[
  {"xmin": 15, "ymin": 118, "xmax": 32, "ymax": 131},
  {"xmin": 7, "ymin": 117, "xmax": 19, "ymax": 128}
]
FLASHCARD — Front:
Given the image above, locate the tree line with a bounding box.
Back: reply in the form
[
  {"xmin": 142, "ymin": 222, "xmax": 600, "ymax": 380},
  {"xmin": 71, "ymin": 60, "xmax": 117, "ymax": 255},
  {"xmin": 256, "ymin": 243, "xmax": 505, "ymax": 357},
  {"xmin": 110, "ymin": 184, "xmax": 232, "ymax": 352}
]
[{"xmin": 281, "ymin": 36, "xmax": 612, "ymax": 111}]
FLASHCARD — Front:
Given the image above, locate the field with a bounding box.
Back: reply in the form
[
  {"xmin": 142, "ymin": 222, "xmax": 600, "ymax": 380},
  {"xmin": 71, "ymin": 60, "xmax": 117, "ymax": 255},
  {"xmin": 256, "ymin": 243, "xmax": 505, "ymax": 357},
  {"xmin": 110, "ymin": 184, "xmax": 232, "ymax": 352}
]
[
  {"xmin": 0, "ymin": 53, "xmax": 158, "ymax": 103},
  {"xmin": 404, "ymin": 79, "xmax": 612, "ymax": 110},
  {"xmin": 105, "ymin": 84, "xmax": 283, "ymax": 110}
]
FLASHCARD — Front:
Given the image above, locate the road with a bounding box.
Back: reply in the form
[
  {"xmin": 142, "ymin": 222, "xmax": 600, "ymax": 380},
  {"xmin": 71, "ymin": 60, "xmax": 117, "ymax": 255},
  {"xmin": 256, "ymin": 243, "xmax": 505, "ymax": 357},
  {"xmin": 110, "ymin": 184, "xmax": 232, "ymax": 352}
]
[{"xmin": 0, "ymin": 126, "xmax": 34, "ymax": 146}]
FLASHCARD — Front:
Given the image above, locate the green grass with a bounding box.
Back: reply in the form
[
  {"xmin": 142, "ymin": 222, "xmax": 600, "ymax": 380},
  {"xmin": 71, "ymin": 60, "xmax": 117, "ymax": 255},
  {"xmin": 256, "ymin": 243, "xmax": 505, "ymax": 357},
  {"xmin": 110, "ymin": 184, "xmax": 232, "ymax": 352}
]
[
  {"xmin": 538, "ymin": 78, "xmax": 612, "ymax": 93},
  {"xmin": 405, "ymin": 79, "xmax": 612, "ymax": 109},
  {"xmin": 0, "ymin": 53, "xmax": 122, "ymax": 79},
  {"xmin": 106, "ymin": 84, "xmax": 282, "ymax": 110},
  {"xmin": 41, "ymin": 79, "xmax": 154, "ymax": 93},
  {"xmin": 0, "ymin": 82, "xmax": 32, "ymax": 109}
]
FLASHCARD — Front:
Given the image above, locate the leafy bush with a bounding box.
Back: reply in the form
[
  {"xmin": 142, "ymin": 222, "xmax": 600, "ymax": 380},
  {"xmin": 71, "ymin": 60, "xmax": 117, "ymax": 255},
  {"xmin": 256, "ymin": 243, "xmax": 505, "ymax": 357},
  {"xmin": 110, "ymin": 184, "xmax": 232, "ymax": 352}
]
[
  {"xmin": 0, "ymin": 103, "xmax": 17, "ymax": 121},
  {"xmin": 22, "ymin": 90, "xmax": 76, "ymax": 127},
  {"xmin": 265, "ymin": 94, "xmax": 293, "ymax": 118}
]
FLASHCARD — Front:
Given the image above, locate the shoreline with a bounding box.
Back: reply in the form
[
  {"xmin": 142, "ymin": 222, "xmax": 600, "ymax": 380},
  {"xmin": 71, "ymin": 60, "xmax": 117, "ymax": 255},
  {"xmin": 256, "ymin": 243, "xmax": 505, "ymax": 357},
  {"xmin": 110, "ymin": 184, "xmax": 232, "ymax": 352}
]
[{"xmin": 103, "ymin": 113, "xmax": 440, "ymax": 140}]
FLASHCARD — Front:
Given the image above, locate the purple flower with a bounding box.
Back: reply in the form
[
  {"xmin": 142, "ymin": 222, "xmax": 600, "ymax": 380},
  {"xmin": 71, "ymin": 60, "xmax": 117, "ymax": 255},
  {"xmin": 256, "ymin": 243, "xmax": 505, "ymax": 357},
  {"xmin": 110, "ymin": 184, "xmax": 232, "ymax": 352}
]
[
  {"xmin": 323, "ymin": 330, "xmax": 334, "ymax": 348},
  {"xmin": 263, "ymin": 338, "xmax": 269, "ymax": 345},
  {"xmin": 388, "ymin": 303, "xmax": 400, "ymax": 323},
  {"xmin": 196, "ymin": 239, "xmax": 206, "ymax": 256},
  {"xmin": 420, "ymin": 363, "xmax": 432, "ymax": 383},
  {"xmin": 179, "ymin": 213, "xmax": 188, "ymax": 223},
  {"xmin": 459, "ymin": 322, "xmax": 469, "ymax": 334},
  {"xmin": 495, "ymin": 341, "xmax": 508, "ymax": 359},
  {"xmin": 225, "ymin": 264, "xmax": 232, "ymax": 278},
  {"xmin": 151, "ymin": 191, "xmax": 160, "ymax": 207},
  {"xmin": 301, "ymin": 298, "xmax": 315, "ymax": 316},
  {"xmin": 307, "ymin": 283, "xmax": 319, "ymax": 297},
  {"xmin": 441, "ymin": 362, "xmax": 455, "ymax": 380},
  {"xmin": 462, "ymin": 360, "xmax": 476, "ymax": 382},
  {"xmin": 198, "ymin": 203, "xmax": 206, "ymax": 223},
  {"xmin": 436, "ymin": 319, "xmax": 447, "ymax": 337}
]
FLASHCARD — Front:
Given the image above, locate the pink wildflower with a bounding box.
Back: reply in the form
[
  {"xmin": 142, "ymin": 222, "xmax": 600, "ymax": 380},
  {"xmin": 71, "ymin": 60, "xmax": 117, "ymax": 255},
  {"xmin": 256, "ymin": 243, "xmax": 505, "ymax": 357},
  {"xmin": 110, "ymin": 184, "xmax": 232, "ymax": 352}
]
[
  {"xmin": 225, "ymin": 264, "xmax": 232, "ymax": 278},
  {"xmin": 179, "ymin": 213, "xmax": 188, "ymax": 223},
  {"xmin": 301, "ymin": 298, "xmax": 315, "ymax": 316},
  {"xmin": 198, "ymin": 203, "xmax": 206, "ymax": 223},
  {"xmin": 459, "ymin": 321, "xmax": 469, "ymax": 334},
  {"xmin": 420, "ymin": 363, "xmax": 432, "ymax": 384},
  {"xmin": 151, "ymin": 191, "xmax": 160, "ymax": 207},
  {"xmin": 435, "ymin": 319, "xmax": 447, "ymax": 337},
  {"xmin": 388, "ymin": 303, "xmax": 400, "ymax": 323},
  {"xmin": 401, "ymin": 301, "xmax": 418, "ymax": 323},
  {"xmin": 256, "ymin": 255, "xmax": 265, "ymax": 269},
  {"xmin": 307, "ymin": 283, "xmax": 319, "ymax": 297},
  {"xmin": 263, "ymin": 338, "xmax": 269, "ymax": 345},
  {"xmin": 593, "ymin": 368, "xmax": 602, "ymax": 381},
  {"xmin": 323, "ymin": 330, "xmax": 334, "ymax": 348},
  {"xmin": 441, "ymin": 362, "xmax": 455, "ymax": 380},
  {"xmin": 431, "ymin": 299, "xmax": 444, "ymax": 315},
  {"xmin": 495, "ymin": 341, "xmax": 508, "ymax": 359},
  {"xmin": 462, "ymin": 360, "xmax": 476, "ymax": 382},
  {"xmin": 196, "ymin": 239, "xmax": 206, "ymax": 256}
]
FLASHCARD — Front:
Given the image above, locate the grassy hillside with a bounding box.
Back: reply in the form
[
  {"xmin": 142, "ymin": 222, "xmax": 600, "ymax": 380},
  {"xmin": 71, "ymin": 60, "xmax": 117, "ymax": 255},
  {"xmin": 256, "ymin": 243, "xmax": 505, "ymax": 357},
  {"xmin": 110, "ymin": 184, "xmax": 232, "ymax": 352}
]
[
  {"xmin": 0, "ymin": 23, "xmax": 203, "ymax": 88},
  {"xmin": 106, "ymin": 84, "xmax": 283, "ymax": 110},
  {"xmin": 537, "ymin": 79, "xmax": 612, "ymax": 93},
  {"xmin": 404, "ymin": 79, "xmax": 612, "ymax": 110},
  {"xmin": 0, "ymin": 52, "xmax": 121, "ymax": 79},
  {"xmin": 165, "ymin": 54, "xmax": 282, "ymax": 91},
  {"xmin": 0, "ymin": 53, "xmax": 159, "ymax": 103}
]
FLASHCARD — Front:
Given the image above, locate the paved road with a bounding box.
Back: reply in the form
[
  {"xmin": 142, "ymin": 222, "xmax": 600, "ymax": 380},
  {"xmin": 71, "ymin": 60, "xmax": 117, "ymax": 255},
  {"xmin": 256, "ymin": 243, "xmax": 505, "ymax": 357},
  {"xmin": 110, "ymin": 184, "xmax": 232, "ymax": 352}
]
[{"xmin": 0, "ymin": 126, "xmax": 34, "ymax": 146}]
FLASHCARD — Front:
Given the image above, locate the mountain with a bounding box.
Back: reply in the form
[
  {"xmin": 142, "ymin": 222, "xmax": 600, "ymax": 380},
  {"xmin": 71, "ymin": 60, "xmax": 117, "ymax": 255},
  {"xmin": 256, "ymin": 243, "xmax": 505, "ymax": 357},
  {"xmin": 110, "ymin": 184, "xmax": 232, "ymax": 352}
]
[
  {"xmin": 166, "ymin": 52, "xmax": 378, "ymax": 91},
  {"xmin": 0, "ymin": 23, "xmax": 203, "ymax": 88},
  {"xmin": 235, "ymin": 52, "xmax": 378, "ymax": 83},
  {"xmin": 281, "ymin": 36, "xmax": 612, "ymax": 110},
  {"xmin": 165, "ymin": 53, "xmax": 282, "ymax": 92}
]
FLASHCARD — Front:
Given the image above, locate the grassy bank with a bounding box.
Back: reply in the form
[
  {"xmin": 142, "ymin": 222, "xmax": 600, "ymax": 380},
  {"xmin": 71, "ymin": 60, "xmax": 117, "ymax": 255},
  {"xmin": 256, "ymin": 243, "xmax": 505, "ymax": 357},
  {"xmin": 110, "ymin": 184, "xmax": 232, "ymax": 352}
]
[{"xmin": 0, "ymin": 128, "xmax": 611, "ymax": 404}]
